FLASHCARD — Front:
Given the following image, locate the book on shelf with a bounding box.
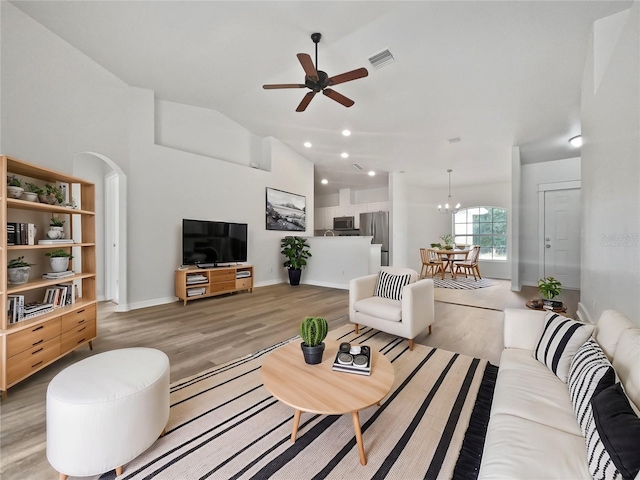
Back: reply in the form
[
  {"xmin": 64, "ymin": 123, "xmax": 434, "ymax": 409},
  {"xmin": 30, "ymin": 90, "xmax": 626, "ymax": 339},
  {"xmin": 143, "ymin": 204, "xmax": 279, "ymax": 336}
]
[
  {"xmin": 44, "ymin": 283, "xmax": 75, "ymax": 308},
  {"xmin": 186, "ymin": 287, "xmax": 206, "ymax": 297},
  {"xmin": 331, "ymin": 345, "xmax": 372, "ymax": 376},
  {"xmin": 7, "ymin": 295, "xmax": 25, "ymax": 324},
  {"xmin": 38, "ymin": 239, "xmax": 75, "ymax": 245},
  {"xmin": 42, "ymin": 270, "xmax": 75, "ymax": 279},
  {"xmin": 6, "ymin": 222, "xmax": 37, "ymax": 245}
]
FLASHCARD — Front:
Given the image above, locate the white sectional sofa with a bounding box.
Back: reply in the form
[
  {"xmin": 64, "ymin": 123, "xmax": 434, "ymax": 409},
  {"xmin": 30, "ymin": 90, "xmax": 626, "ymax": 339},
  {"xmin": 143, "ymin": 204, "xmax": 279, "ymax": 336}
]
[{"xmin": 479, "ymin": 309, "xmax": 640, "ymax": 479}]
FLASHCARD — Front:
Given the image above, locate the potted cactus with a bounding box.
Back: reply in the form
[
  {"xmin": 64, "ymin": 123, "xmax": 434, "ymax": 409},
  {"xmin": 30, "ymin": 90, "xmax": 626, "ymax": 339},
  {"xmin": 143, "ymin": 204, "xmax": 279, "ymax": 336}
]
[{"xmin": 300, "ymin": 316, "xmax": 328, "ymax": 364}]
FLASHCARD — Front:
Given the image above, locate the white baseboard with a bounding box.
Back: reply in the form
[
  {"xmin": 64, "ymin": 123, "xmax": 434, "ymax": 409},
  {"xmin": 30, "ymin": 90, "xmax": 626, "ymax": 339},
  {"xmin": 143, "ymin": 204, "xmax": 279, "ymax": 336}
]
[
  {"xmin": 254, "ymin": 279, "xmax": 284, "ymax": 288},
  {"xmin": 128, "ymin": 296, "xmax": 177, "ymax": 311},
  {"xmin": 301, "ymin": 280, "xmax": 348, "ymax": 290}
]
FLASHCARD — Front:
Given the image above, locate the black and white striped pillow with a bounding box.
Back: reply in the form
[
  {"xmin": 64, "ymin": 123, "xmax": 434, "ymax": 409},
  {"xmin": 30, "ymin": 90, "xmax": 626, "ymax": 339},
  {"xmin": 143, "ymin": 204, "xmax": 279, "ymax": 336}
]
[
  {"xmin": 533, "ymin": 313, "xmax": 595, "ymax": 382},
  {"xmin": 568, "ymin": 339, "xmax": 618, "ymax": 480},
  {"xmin": 373, "ymin": 271, "xmax": 411, "ymax": 301}
]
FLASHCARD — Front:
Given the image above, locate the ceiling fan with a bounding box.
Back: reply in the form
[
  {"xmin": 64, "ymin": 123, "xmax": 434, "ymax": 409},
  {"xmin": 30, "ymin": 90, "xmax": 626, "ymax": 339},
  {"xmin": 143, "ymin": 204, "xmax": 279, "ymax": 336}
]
[{"xmin": 263, "ymin": 32, "xmax": 369, "ymax": 112}]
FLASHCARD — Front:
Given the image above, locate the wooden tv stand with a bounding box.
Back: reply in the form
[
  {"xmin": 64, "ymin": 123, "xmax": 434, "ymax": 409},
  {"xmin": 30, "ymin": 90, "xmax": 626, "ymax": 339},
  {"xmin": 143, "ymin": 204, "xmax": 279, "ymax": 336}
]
[{"xmin": 175, "ymin": 264, "xmax": 253, "ymax": 306}]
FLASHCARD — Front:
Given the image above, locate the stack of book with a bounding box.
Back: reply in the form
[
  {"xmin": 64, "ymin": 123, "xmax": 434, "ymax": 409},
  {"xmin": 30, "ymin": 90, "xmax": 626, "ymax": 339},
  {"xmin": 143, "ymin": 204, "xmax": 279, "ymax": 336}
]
[
  {"xmin": 186, "ymin": 287, "xmax": 206, "ymax": 297},
  {"xmin": 38, "ymin": 239, "xmax": 74, "ymax": 245},
  {"xmin": 186, "ymin": 274, "xmax": 208, "ymax": 285},
  {"xmin": 43, "ymin": 270, "xmax": 75, "ymax": 280},
  {"xmin": 23, "ymin": 302, "xmax": 55, "ymax": 319},
  {"xmin": 44, "ymin": 283, "xmax": 76, "ymax": 308},
  {"xmin": 332, "ymin": 345, "xmax": 372, "ymax": 376},
  {"xmin": 7, "ymin": 222, "xmax": 37, "ymax": 246}
]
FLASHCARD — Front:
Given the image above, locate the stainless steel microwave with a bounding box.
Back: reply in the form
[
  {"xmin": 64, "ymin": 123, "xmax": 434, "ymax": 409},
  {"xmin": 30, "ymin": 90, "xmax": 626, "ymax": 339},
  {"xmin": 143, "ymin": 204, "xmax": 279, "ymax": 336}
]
[{"xmin": 333, "ymin": 216, "xmax": 355, "ymax": 230}]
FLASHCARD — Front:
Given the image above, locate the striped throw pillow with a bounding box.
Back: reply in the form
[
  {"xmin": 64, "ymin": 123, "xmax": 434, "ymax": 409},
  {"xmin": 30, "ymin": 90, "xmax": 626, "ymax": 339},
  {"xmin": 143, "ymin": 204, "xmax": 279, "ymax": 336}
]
[
  {"xmin": 373, "ymin": 271, "xmax": 411, "ymax": 301},
  {"xmin": 533, "ymin": 313, "xmax": 595, "ymax": 382},
  {"xmin": 568, "ymin": 339, "xmax": 619, "ymax": 480}
]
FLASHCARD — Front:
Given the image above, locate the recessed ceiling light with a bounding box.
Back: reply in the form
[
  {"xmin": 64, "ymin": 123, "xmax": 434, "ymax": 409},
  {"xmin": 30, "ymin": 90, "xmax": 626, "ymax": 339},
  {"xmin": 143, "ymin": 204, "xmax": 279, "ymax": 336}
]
[
  {"xmin": 304, "ymin": 142, "xmax": 312, "ymax": 148},
  {"xmin": 569, "ymin": 135, "xmax": 582, "ymax": 147},
  {"xmin": 341, "ymin": 152, "xmax": 349, "ymax": 158},
  {"xmin": 368, "ymin": 171, "xmax": 376, "ymax": 176},
  {"xmin": 342, "ymin": 129, "xmax": 351, "ymax": 137},
  {"xmin": 321, "ymin": 179, "xmax": 328, "ymax": 184}
]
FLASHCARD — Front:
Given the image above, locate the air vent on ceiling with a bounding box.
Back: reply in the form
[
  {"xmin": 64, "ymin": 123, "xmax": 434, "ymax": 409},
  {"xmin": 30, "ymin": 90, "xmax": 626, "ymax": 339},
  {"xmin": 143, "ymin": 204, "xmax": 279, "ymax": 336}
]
[
  {"xmin": 352, "ymin": 163, "xmax": 364, "ymax": 171},
  {"xmin": 448, "ymin": 137, "xmax": 461, "ymax": 143},
  {"xmin": 368, "ymin": 49, "xmax": 395, "ymax": 69}
]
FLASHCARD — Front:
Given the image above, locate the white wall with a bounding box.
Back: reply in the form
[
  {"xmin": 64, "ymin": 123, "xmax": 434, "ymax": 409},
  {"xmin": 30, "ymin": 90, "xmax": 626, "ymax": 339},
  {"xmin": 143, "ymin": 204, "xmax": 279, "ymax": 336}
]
[
  {"xmin": 400, "ymin": 178, "xmax": 512, "ymax": 278},
  {"xmin": 1, "ymin": 3, "xmax": 315, "ymax": 310},
  {"xmin": 0, "ymin": 3, "xmax": 130, "ymax": 174},
  {"xmin": 127, "ymin": 88, "xmax": 315, "ymax": 309},
  {"xmin": 580, "ymin": 5, "xmax": 639, "ymax": 324},
  {"xmin": 155, "ymin": 99, "xmax": 265, "ymax": 169},
  {"xmin": 519, "ymin": 157, "xmax": 581, "ymax": 286}
]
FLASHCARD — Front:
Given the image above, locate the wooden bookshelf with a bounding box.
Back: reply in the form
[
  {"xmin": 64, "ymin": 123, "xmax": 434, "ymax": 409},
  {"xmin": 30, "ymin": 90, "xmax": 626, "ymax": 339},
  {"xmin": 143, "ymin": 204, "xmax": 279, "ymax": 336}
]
[{"xmin": 1, "ymin": 155, "xmax": 97, "ymax": 398}]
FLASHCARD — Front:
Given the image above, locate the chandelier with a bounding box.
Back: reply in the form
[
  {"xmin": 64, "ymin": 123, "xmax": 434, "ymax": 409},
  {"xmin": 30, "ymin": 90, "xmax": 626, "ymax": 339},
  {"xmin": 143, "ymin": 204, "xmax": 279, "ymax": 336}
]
[{"xmin": 437, "ymin": 169, "xmax": 460, "ymax": 214}]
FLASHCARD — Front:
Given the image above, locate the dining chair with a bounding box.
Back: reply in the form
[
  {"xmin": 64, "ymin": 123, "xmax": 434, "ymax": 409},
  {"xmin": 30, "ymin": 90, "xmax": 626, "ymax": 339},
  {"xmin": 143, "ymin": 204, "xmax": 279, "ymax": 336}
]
[
  {"xmin": 453, "ymin": 245, "xmax": 482, "ymax": 280},
  {"xmin": 424, "ymin": 248, "xmax": 444, "ymax": 278}
]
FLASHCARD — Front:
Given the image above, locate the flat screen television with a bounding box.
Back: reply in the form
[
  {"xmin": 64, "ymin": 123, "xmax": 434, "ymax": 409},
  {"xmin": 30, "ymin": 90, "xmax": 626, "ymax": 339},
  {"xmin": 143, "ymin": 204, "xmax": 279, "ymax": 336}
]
[{"xmin": 182, "ymin": 219, "xmax": 248, "ymax": 266}]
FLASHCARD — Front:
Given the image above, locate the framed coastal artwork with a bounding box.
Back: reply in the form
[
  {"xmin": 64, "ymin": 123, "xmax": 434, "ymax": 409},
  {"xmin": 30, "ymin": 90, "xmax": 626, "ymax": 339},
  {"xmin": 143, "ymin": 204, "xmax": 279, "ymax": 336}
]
[{"xmin": 266, "ymin": 187, "xmax": 306, "ymax": 231}]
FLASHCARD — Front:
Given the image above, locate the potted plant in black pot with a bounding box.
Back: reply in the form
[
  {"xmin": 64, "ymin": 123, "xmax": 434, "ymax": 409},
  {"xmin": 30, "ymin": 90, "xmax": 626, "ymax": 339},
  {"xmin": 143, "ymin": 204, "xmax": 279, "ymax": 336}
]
[
  {"xmin": 538, "ymin": 276, "xmax": 562, "ymax": 308},
  {"xmin": 300, "ymin": 316, "xmax": 328, "ymax": 364},
  {"xmin": 280, "ymin": 236, "xmax": 311, "ymax": 286}
]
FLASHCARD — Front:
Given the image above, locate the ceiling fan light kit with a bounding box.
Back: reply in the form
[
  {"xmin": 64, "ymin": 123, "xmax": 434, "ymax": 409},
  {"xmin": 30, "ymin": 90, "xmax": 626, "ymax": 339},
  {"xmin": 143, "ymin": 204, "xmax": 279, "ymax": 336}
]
[{"xmin": 263, "ymin": 32, "xmax": 369, "ymax": 112}]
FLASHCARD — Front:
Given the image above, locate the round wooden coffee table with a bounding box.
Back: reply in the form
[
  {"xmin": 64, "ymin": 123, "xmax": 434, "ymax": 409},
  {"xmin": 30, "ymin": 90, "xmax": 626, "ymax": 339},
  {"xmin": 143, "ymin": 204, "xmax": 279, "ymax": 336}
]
[{"xmin": 261, "ymin": 339, "xmax": 394, "ymax": 465}]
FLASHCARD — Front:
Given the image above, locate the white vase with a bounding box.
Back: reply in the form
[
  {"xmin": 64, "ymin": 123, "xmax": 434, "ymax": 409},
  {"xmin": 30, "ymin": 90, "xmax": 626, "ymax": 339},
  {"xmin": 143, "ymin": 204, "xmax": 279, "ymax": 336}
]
[
  {"xmin": 47, "ymin": 226, "xmax": 65, "ymax": 239},
  {"xmin": 50, "ymin": 257, "xmax": 69, "ymax": 273}
]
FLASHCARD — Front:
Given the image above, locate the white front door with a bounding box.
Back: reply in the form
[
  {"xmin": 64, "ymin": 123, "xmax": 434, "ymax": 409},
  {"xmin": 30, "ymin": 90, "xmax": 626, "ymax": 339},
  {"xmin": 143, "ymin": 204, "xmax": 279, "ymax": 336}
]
[{"xmin": 543, "ymin": 188, "xmax": 581, "ymax": 289}]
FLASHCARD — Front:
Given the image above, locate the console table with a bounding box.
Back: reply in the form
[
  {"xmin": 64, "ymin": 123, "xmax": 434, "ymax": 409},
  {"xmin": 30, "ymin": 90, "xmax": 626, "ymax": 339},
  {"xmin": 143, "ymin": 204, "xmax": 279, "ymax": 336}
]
[{"xmin": 175, "ymin": 264, "xmax": 253, "ymax": 306}]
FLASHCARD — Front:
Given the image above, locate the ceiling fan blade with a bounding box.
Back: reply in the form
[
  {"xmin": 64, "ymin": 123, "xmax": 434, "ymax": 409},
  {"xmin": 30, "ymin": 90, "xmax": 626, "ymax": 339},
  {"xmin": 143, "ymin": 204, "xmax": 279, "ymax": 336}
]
[
  {"xmin": 325, "ymin": 67, "xmax": 369, "ymax": 87},
  {"xmin": 296, "ymin": 91, "xmax": 316, "ymax": 112},
  {"xmin": 297, "ymin": 53, "xmax": 319, "ymax": 81},
  {"xmin": 263, "ymin": 83, "xmax": 306, "ymax": 89},
  {"xmin": 322, "ymin": 88, "xmax": 355, "ymax": 108}
]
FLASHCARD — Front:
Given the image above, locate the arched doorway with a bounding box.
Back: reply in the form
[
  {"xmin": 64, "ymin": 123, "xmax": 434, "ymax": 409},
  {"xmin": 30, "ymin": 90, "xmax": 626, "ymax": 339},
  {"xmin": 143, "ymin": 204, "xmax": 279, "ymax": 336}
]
[{"xmin": 72, "ymin": 152, "xmax": 128, "ymax": 311}]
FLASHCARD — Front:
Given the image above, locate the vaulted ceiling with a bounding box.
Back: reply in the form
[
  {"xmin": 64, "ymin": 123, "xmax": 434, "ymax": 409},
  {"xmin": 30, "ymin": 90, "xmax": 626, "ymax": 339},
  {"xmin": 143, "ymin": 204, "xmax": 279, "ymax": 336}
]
[{"xmin": 11, "ymin": 1, "xmax": 633, "ymax": 194}]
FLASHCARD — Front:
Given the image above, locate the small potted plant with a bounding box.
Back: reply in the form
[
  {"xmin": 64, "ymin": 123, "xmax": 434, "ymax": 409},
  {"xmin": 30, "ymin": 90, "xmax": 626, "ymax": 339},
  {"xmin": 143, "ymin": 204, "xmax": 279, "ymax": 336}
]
[
  {"xmin": 6, "ymin": 175, "xmax": 24, "ymax": 199},
  {"xmin": 47, "ymin": 217, "xmax": 66, "ymax": 240},
  {"xmin": 440, "ymin": 234, "xmax": 454, "ymax": 250},
  {"xmin": 538, "ymin": 277, "xmax": 562, "ymax": 308},
  {"xmin": 22, "ymin": 182, "xmax": 43, "ymax": 202},
  {"xmin": 300, "ymin": 316, "xmax": 328, "ymax": 364},
  {"xmin": 7, "ymin": 256, "xmax": 34, "ymax": 285},
  {"xmin": 45, "ymin": 249, "xmax": 73, "ymax": 273},
  {"xmin": 39, "ymin": 184, "xmax": 63, "ymax": 205},
  {"xmin": 280, "ymin": 236, "xmax": 312, "ymax": 286}
]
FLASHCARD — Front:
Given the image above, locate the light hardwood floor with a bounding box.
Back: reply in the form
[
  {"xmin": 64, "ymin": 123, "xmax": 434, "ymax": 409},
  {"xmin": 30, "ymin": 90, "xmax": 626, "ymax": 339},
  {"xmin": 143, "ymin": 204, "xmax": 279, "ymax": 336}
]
[{"xmin": 0, "ymin": 280, "xmax": 578, "ymax": 480}]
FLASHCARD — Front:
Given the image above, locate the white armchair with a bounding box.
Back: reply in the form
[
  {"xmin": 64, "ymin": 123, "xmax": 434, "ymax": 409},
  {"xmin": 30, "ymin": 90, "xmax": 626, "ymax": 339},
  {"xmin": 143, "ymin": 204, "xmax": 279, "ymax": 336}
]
[{"xmin": 349, "ymin": 268, "xmax": 434, "ymax": 351}]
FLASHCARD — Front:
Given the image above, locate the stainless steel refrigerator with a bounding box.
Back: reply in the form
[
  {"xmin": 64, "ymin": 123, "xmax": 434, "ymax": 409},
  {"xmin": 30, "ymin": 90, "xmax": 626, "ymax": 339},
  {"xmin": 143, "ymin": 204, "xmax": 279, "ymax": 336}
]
[{"xmin": 359, "ymin": 211, "xmax": 389, "ymax": 266}]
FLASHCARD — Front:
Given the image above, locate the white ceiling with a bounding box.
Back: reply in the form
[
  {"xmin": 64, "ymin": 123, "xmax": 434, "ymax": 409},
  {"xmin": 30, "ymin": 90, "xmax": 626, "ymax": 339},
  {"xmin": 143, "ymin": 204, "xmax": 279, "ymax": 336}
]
[{"xmin": 11, "ymin": 0, "xmax": 632, "ymax": 194}]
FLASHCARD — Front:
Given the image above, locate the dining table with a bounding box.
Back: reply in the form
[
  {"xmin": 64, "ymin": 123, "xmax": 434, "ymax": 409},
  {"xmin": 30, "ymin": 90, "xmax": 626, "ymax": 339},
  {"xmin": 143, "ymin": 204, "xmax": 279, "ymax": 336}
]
[{"xmin": 430, "ymin": 248, "xmax": 470, "ymax": 280}]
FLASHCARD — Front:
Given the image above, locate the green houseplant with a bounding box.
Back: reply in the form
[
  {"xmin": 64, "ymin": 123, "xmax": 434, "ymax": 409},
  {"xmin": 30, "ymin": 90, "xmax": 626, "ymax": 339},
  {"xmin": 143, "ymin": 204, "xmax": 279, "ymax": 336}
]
[
  {"xmin": 440, "ymin": 234, "xmax": 454, "ymax": 250},
  {"xmin": 45, "ymin": 249, "xmax": 73, "ymax": 273},
  {"xmin": 7, "ymin": 256, "xmax": 34, "ymax": 285},
  {"xmin": 22, "ymin": 182, "xmax": 42, "ymax": 202},
  {"xmin": 280, "ymin": 236, "xmax": 312, "ymax": 286},
  {"xmin": 39, "ymin": 184, "xmax": 63, "ymax": 205},
  {"xmin": 6, "ymin": 175, "xmax": 24, "ymax": 199},
  {"xmin": 538, "ymin": 277, "xmax": 562, "ymax": 307},
  {"xmin": 300, "ymin": 316, "xmax": 328, "ymax": 364},
  {"xmin": 47, "ymin": 217, "xmax": 66, "ymax": 240}
]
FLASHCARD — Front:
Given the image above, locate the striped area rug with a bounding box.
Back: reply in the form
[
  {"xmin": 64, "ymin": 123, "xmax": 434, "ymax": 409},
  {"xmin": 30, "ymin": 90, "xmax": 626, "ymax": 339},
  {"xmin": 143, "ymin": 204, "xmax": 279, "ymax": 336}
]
[
  {"xmin": 433, "ymin": 275, "xmax": 496, "ymax": 290},
  {"xmin": 115, "ymin": 325, "xmax": 496, "ymax": 480}
]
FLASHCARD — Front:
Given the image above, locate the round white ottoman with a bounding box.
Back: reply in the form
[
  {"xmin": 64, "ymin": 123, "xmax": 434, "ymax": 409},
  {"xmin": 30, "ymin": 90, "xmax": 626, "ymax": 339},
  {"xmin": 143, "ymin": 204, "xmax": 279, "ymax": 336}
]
[{"xmin": 46, "ymin": 348, "xmax": 170, "ymax": 479}]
